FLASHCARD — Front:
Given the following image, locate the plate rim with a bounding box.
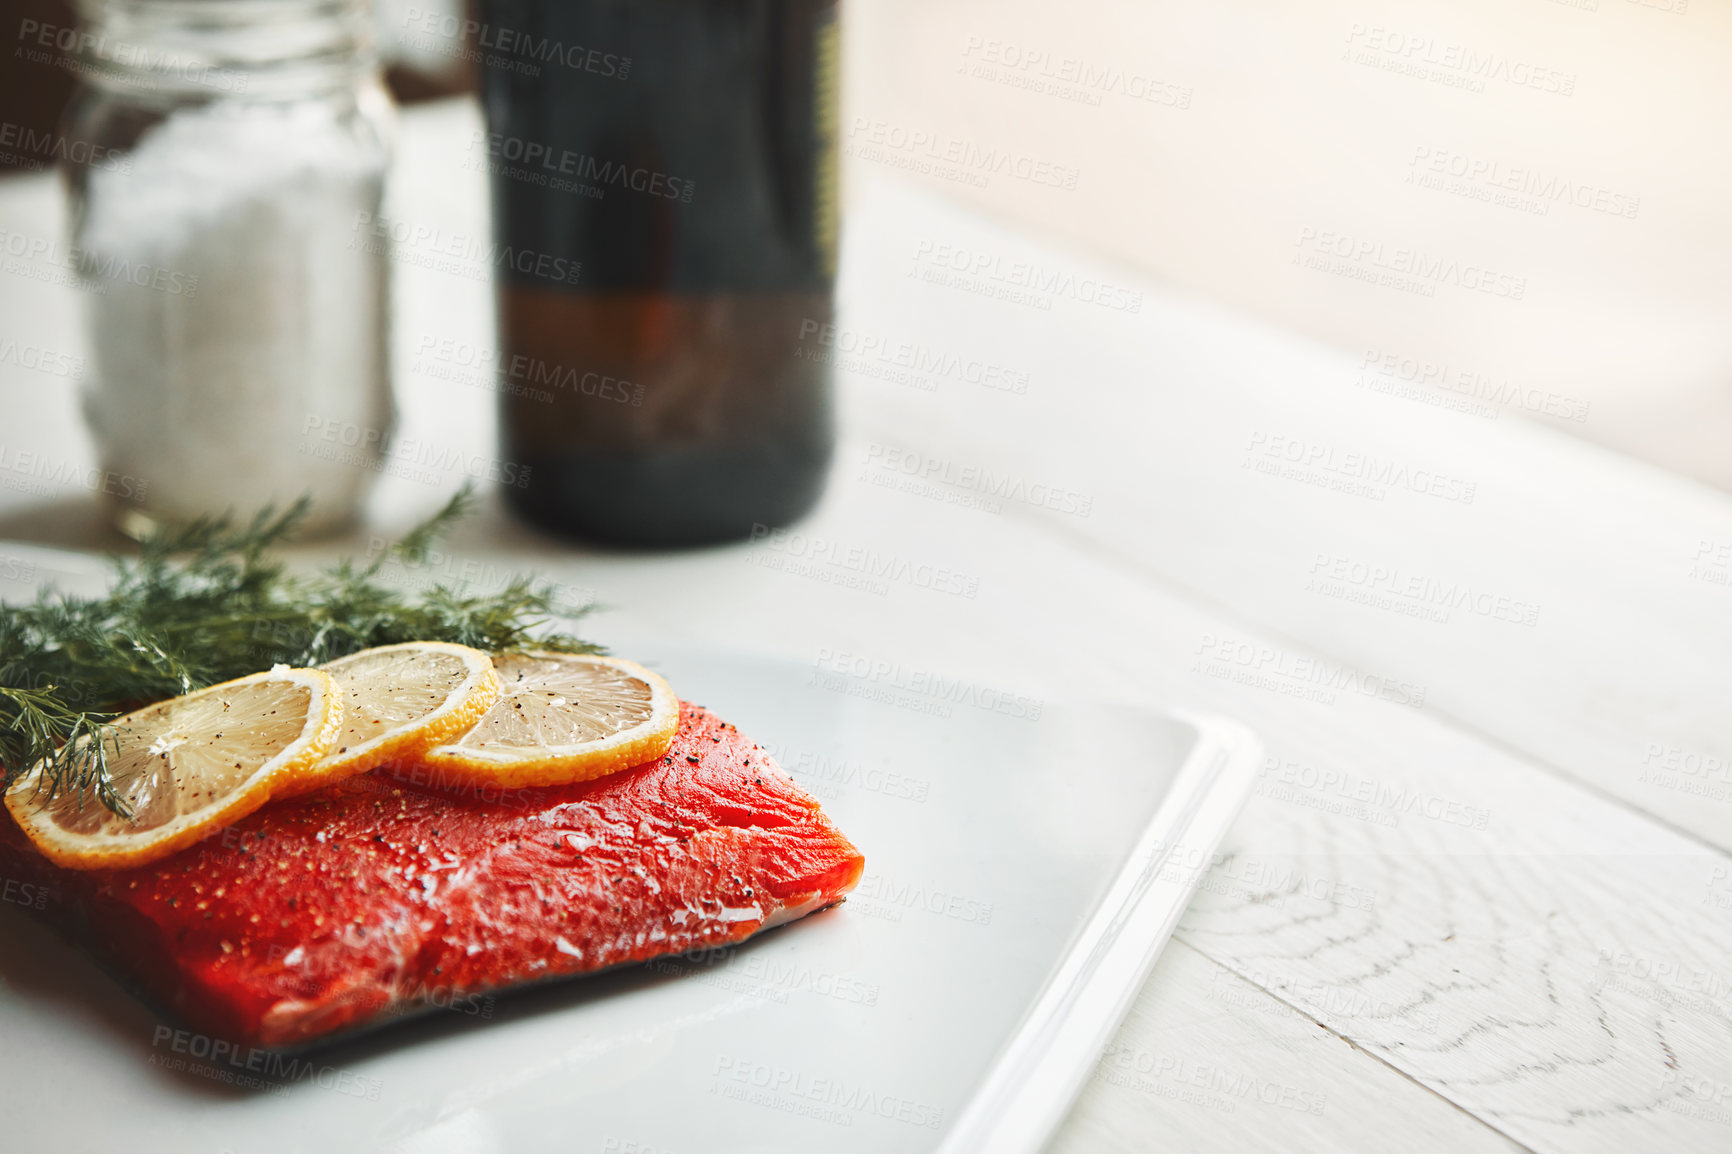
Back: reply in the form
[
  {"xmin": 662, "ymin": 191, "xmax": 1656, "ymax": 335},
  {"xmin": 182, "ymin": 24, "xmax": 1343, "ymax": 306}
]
[{"xmin": 933, "ymin": 711, "xmax": 1262, "ymax": 1154}]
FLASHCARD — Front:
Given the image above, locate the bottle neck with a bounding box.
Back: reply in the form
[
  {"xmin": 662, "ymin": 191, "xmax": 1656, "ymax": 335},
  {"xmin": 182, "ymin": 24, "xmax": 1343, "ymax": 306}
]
[{"xmin": 73, "ymin": 0, "xmax": 376, "ymax": 101}]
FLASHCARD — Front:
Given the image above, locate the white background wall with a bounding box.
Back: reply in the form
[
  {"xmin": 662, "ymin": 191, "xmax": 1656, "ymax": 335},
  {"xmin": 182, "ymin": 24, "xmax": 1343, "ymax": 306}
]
[{"xmin": 843, "ymin": 0, "xmax": 1732, "ymax": 490}]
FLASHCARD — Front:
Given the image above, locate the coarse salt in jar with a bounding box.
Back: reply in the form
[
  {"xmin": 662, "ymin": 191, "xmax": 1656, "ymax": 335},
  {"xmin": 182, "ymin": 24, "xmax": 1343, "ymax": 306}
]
[{"xmin": 62, "ymin": 0, "xmax": 396, "ymax": 537}]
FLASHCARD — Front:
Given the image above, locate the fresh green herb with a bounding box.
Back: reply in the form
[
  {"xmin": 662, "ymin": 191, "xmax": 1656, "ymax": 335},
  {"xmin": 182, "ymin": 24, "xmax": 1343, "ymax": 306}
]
[
  {"xmin": 0, "ymin": 687, "xmax": 125, "ymax": 816},
  {"xmin": 0, "ymin": 486, "xmax": 596, "ymax": 816}
]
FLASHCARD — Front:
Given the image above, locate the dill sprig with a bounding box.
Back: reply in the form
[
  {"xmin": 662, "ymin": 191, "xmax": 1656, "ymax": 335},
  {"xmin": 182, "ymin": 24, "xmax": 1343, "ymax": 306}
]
[{"xmin": 0, "ymin": 486, "xmax": 596, "ymax": 816}]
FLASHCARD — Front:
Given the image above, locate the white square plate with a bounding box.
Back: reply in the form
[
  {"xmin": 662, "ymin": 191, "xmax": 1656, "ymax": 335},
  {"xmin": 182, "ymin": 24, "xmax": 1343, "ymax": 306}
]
[{"xmin": 0, "ymin": 545, "xmax": 1258, "ymax": 1154}]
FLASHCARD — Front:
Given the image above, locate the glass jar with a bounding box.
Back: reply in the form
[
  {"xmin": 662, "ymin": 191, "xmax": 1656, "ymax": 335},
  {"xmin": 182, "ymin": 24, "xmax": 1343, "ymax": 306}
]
[{"xmin": 62, "ymin": 0, "xmax": 396, "ymax": 538}]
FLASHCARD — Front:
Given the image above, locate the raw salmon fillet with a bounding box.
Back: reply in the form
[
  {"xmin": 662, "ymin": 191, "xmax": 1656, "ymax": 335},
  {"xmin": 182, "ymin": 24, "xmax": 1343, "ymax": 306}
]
[{"xmin": 0, "ymin": 703, "xmax": 863, "ymax": 1048}]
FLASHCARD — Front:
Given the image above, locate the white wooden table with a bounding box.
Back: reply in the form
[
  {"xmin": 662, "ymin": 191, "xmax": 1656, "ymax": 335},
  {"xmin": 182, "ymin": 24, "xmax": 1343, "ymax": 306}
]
[{"xmin": 2, "ymin": 98, "xmax": 1730, "ymax": 1154}]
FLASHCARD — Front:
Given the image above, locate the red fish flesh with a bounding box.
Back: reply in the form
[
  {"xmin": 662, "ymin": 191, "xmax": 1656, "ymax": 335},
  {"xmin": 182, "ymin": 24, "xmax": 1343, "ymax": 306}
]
[{"xmin": 0, "ymin": 703, "xmax": 864, "ymax": 1048}]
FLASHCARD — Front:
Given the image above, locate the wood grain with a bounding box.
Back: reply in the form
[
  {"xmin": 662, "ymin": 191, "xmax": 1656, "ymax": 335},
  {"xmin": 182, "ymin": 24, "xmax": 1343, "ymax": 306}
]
[{"xmin": 1048, "ymin": 942, "xmax": 1529, "ymax": 1154}]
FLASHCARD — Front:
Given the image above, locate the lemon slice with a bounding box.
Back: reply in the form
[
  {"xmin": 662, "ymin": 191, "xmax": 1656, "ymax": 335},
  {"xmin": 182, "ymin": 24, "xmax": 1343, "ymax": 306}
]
[
  {"xmin": 416, "ymin": 653, "xmax": 679, "ymax": 788},
  {"xmin": 4, "ymin": 667, "xmax": 341, "ymax": 871},
  {"xmin": 274, "ymin": 641, "xmax": 502, "ymax": 796}
]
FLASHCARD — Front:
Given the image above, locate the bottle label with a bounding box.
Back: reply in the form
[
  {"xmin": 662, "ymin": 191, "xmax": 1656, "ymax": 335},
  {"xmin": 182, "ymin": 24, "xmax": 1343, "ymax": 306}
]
[{"xmin": 813, "ymin": 9, "xmax": 840, "ymax": 281}]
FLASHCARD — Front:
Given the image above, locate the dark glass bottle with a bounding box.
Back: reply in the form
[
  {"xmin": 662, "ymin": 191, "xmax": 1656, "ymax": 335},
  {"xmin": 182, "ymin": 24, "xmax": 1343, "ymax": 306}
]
[{"xmin": 479, "ymin": 0, "xmax": 840, "ymax": 547}]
